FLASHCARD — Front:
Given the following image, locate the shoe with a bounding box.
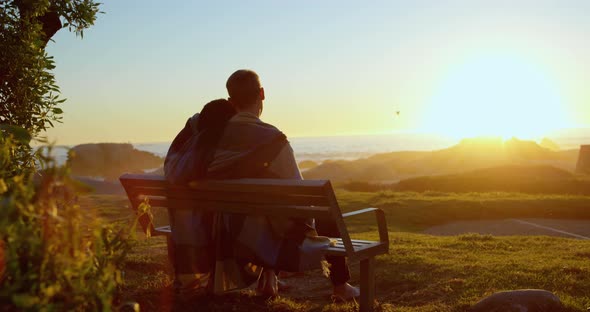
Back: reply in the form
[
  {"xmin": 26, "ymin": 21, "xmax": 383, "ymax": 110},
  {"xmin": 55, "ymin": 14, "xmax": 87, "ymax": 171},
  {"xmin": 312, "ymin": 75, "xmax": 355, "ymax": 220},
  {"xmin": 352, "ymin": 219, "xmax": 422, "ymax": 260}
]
[
  {"xmin": 256, "ymin": 269, "xmax": 278, "ymax": 297},
  {"xmin": 277, "ymin": 279, "xmax": 292, "ymax": 292},
  {"xmin": 331, "ymin": 283, "xmax": 360, "ymax": 303}
]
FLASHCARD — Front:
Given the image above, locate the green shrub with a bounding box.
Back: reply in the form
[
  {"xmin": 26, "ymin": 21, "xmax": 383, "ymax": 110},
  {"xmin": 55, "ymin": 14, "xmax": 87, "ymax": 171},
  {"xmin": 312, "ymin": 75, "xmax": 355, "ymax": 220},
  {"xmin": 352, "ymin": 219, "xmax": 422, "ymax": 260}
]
[
  {"xmin": 0, "ymin": 136, "xmax": 132, "ymax": 311},
  {"xmin": 1, "ymin": 0, "xmax": 101, "ymax": 173}
]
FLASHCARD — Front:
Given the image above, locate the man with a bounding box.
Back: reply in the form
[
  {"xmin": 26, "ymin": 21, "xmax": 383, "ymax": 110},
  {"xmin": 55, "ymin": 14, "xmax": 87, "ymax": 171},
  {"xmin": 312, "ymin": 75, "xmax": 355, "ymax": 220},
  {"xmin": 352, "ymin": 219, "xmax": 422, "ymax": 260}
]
[{"xmin": 208, "ymin": 69, "xmax": 359, "ymax": 300}]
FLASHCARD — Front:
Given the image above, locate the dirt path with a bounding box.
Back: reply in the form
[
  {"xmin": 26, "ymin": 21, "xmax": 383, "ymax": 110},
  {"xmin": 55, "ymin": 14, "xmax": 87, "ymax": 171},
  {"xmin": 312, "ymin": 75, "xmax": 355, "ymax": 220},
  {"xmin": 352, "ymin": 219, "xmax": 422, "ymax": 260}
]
[{"xmin": 423, "ymin": 218, "xmax": 590, "ymax": 239}]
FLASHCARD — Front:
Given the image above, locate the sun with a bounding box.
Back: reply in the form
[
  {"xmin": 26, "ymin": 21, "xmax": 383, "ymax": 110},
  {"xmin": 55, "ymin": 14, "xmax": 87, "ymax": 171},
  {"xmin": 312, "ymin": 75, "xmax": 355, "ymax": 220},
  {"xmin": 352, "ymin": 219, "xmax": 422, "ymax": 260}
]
[{"xmin": 421, "ymin": 54, "xmax": 569, "ymax": 140}]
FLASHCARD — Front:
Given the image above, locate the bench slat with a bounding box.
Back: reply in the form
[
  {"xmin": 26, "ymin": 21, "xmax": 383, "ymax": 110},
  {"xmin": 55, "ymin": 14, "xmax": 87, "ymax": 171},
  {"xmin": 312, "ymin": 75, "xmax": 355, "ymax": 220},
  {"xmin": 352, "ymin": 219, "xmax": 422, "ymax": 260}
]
[
  {"xmin": 332, "ymin": 238, "xmax": 379, "ymax": 245},
  {"xmin": 326, "ymin": 242, "xmax": 389, "ymax": 259},
  {"xmin": 151, "ymin": 225, "xmax": 387, "ymax": 259},
  {"xmin": 120, "ymin": 174, "xmax": 329, "ymax": 196},
  {"xmin": 188, "ymin": 179, "xmax": 329, "ymax": 196},
  {"xmin": 131, "ymin": 187, "xmax": 331, "ymax": 206},
  {"xmin": 165, "ymin": 198, "xmax": 332, "ymax": 219},
  {"xmin": 143, "ymin": 197, "xmax": 332, "ymax": 218}
]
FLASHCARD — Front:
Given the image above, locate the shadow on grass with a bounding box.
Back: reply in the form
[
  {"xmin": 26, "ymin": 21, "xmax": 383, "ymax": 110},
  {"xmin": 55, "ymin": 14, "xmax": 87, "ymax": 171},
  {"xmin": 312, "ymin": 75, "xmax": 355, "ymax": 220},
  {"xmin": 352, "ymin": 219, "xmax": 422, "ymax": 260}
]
[
  {"xmin": 124, "ymin": 260, "xmax": 169, "ymax": 272},
  {"xmin": 120, "ymin": 286, "xmax": 356, "ymax": 312}
]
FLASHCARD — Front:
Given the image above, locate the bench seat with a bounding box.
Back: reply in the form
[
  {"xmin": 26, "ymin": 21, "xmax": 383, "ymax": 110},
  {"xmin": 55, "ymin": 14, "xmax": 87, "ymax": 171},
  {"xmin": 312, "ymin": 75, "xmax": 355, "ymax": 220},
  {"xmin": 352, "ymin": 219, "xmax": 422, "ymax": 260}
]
[{"xmin": 154, "ymin": 224, "xmax": 387, "ymax": 259}]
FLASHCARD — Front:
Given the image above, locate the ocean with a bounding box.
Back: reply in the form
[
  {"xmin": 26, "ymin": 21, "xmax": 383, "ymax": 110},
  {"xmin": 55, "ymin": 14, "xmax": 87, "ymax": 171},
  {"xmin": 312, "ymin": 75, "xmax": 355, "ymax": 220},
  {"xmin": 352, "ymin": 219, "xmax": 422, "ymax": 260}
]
[
  {"xmin": 48, "ymin": 132, "xmax": 589, "ymax": 166},
  {"xmin": 135, "ymin": 133, "xmax": 458, "ymax": 163}
]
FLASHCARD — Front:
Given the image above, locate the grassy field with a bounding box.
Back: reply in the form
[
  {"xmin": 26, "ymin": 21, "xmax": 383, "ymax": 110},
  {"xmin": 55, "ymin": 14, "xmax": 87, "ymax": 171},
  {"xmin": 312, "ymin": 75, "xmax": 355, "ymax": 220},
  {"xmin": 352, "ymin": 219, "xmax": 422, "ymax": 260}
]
[
  {"xmin": 81, "ymin": 191, "xmax": 590, "ymax": 311},
  {"xmin": 337, "ymin": 191, "xmax": 590, "ymax": 232}
]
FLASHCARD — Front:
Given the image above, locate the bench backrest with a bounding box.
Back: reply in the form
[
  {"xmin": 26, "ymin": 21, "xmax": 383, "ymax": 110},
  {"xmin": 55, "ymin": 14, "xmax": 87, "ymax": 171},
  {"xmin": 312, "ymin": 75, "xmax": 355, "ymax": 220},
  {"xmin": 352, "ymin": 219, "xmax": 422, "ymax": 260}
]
[{"xmin": 119, "ymin": 174, "xmax": 355, "ymax": 255}]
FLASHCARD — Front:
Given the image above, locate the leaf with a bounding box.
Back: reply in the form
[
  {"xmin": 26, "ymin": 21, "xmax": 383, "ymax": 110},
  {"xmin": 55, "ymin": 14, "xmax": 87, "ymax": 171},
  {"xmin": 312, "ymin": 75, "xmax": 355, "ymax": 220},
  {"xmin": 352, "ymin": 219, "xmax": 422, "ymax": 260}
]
[
  {"xmin": 11, "ymin": 294, "xmax": 40, "ymax": 308},
  {"xmin": 120, "ymin": 302, "xmax": 141, "ymax": 312},
  {"xmin": 52, "ymin": 108, "xmax": 64, "ymax": 114},
  {"xmin": 0, "ymin": 179, "xmax": 7, "ymax": 194},
  {"xmin": 0, "ymin": 125, "xmax": 32, "ymax": 144}
]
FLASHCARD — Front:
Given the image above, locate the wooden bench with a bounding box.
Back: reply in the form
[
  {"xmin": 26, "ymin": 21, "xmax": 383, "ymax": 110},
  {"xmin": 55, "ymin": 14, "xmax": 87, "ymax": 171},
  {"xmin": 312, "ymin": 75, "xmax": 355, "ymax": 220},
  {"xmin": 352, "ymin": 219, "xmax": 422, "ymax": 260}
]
[{"xmin": 120, "ymin": 174, "xmax": 389, "ymax": 312}]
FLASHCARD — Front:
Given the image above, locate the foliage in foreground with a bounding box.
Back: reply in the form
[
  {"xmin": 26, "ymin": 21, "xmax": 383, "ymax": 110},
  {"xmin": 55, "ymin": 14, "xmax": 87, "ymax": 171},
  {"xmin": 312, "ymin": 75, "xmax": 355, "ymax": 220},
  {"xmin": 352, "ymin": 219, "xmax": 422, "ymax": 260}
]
[
  {"xmin": 0, "ymin": 0, "xmax": 101, "ymax": 173},
  {"xmin": 0, "ymin": 0, "xmax": 100, "ymax": 135},
  {"xmin": 0, "ymin": 136, "xmax": 132, "ymax": 311}
]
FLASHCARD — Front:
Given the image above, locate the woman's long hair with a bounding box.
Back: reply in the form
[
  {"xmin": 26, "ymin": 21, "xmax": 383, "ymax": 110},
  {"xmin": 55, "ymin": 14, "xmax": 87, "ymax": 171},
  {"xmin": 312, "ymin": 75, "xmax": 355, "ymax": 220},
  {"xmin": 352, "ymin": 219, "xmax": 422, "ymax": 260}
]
[{"xmin": 194, "ymin": 99, "xmax": 236, "ymax": 178}]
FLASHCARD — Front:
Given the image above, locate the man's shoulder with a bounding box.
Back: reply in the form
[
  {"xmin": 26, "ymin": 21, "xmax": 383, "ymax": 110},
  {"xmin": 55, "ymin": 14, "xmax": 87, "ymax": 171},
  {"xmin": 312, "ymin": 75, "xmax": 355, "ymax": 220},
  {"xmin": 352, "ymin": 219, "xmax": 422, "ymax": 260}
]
[
  {"xmin": 257, "ymin": 119, "xmax": 283, "ymax": 134},
  {"xmin": 229, "ymin": 112, "xmax": 285, "ymax": 136}
]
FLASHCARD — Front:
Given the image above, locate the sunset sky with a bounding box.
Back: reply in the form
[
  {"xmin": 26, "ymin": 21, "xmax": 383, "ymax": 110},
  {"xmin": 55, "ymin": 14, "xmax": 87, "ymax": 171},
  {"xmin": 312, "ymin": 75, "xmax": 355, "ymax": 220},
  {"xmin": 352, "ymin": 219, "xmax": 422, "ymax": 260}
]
[{"xmin": 45, "ymin": 0, "xmax": 590, "ymax": 145}]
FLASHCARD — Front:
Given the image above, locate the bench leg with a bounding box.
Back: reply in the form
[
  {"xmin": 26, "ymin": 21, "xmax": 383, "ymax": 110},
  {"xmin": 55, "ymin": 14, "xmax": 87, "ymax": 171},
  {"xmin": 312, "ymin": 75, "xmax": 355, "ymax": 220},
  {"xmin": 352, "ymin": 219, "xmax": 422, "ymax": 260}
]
[{"xmin": 359, "ymin": 257, "xmax": 375, "ymax": 312}]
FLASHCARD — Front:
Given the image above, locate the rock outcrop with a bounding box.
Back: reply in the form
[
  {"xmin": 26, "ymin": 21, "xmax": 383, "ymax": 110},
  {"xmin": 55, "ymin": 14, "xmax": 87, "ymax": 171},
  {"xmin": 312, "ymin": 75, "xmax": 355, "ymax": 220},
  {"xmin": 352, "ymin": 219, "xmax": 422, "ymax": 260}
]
[
  {"xmin": 470, "ymin": 289, "xmax": 563, "ymax": 312},
  {"xmin": 68, "ymin": 143, "xmax": 163, "ymax": 181},
  {"xmin": 298, "ymin": 160, "xmax": 318, "ymax": 170},
  {"xmin": 539, "ymin": 138, "xmax": 560, "ymax": 151}
]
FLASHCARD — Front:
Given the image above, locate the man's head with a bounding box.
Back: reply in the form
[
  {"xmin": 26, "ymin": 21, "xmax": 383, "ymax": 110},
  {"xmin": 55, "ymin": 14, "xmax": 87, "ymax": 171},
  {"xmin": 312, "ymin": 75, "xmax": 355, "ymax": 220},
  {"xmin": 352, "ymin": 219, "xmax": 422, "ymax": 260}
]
[{"xmin": 226, "ymin": 69, "xmax": 265, "ymax": 116}]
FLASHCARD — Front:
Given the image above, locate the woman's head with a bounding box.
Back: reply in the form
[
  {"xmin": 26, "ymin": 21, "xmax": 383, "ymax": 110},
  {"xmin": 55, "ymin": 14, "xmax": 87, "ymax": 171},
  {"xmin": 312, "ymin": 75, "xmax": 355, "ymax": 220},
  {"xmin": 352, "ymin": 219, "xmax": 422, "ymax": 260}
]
[{"xmin": 197, "ymin": 99, "xmax": 237, "ymax": 132}]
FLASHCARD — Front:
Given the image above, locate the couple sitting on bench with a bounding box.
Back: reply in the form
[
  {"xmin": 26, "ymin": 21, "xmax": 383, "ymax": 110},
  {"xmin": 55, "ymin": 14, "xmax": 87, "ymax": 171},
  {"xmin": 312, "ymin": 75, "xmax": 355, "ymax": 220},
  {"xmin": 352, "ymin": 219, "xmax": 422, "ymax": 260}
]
[{"xmin": 163, "ymin": 69, "xmax": 359, "ymax": 301}]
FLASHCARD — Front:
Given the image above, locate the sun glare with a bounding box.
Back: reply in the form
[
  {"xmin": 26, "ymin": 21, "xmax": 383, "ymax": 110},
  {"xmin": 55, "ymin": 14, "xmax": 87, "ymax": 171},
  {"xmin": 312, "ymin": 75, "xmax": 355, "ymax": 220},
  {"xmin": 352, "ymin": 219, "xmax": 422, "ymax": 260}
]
[{"xmin": 422, "ymin": 54, "xmax": 569, "ymax": 140}]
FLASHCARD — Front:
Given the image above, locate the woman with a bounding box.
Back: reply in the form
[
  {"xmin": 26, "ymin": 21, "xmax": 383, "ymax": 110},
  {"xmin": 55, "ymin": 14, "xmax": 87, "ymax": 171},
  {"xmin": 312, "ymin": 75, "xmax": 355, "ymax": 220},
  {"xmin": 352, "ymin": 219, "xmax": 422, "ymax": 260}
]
[{"xmin": 164, "ymin": 99, "xmax": 240, "ymax": 293}]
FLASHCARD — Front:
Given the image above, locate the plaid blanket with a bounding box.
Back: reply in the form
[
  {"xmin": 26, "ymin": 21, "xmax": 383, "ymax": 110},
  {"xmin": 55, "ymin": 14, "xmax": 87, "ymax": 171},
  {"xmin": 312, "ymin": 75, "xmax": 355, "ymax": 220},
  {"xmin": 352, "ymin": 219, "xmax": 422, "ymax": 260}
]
[{"xmin": 166, "ymin": 112, "xmax": 330, "ymax": 293}]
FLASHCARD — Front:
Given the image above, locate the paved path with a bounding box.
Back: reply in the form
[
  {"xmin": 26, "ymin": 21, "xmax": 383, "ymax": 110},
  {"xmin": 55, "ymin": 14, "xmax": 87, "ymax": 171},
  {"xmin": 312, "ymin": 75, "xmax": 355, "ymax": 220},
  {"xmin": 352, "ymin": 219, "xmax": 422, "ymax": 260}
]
[{"xmin": 423, "ymin": 218, "xmax": 590, "ymax": 239}]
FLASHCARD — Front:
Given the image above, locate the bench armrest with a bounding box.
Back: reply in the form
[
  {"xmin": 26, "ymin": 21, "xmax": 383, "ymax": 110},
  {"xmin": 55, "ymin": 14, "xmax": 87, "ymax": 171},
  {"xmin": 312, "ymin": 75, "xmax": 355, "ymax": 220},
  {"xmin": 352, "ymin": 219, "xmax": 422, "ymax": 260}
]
[
  {"xmin": 341, "ymin": 207, "xmax": 379, "ymax": 218},
  {"xmin": 342, "ymin": 207, "xmax": 389, "ymax": 244}
]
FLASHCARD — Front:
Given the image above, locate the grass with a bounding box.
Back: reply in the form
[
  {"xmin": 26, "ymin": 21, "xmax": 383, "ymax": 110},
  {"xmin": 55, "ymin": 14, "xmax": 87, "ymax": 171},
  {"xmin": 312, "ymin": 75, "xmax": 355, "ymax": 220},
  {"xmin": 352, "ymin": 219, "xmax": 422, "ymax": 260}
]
[
  {"xmin": 82, "ymin": 191, "xmax": 590, "ymax": 311},
  {"xmin": 337, "ymin": 191, "xmax": 590, "ymax": 232},
  {"xmin": 370, "ymin": 232, "xmax": 590, "ymax": 311}
]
